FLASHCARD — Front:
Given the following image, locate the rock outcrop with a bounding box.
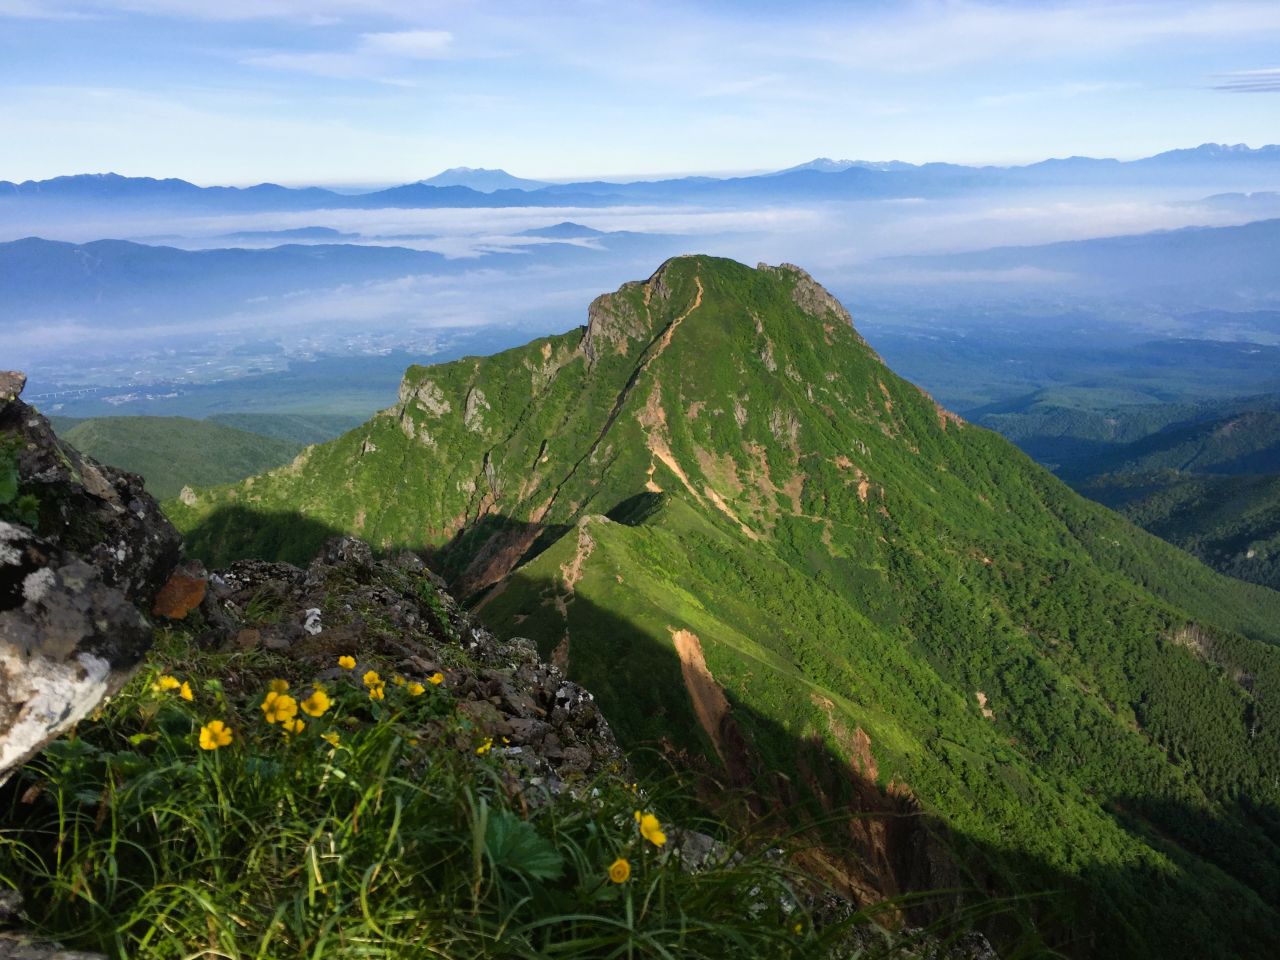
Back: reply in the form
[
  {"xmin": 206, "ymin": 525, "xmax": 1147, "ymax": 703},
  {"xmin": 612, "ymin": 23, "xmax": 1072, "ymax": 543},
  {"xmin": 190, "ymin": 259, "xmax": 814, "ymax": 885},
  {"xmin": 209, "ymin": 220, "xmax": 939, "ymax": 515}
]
[
  {"xmin": 197, "ymin": 535, "xmax": 625, "ymax": 791},
  {"xmin": 0, "ymin": 372, "xmax": 181, "ymax": 779}
]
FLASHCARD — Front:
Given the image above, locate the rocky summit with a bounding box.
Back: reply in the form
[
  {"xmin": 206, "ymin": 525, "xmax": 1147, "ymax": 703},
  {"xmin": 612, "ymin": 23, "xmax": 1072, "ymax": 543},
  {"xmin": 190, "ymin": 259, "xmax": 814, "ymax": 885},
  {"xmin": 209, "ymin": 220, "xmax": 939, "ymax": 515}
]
[{"xmin": 170, "ymin": 256, "xmax": 1280, "ymax": 958}]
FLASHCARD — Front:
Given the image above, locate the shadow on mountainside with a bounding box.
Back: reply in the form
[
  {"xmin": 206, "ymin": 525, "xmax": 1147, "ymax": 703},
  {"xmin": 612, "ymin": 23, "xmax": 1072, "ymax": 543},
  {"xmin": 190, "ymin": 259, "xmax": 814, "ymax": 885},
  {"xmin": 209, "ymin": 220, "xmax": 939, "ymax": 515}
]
[
  {"xmin": 481, "ymin": 574, "xmax": 1280, "ymax": 960},
  {"xmin": 180, "ymin": 505, "xmax": 347, "ymax": 569}
]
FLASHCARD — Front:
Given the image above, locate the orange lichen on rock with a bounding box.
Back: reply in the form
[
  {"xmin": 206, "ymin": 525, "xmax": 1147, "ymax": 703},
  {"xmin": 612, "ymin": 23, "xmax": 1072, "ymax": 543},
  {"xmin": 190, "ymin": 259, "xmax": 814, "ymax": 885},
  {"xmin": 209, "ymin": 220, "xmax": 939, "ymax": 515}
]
[{"xmin": 151, "ymin": 570, "xmax": 207, "ymax": 620}]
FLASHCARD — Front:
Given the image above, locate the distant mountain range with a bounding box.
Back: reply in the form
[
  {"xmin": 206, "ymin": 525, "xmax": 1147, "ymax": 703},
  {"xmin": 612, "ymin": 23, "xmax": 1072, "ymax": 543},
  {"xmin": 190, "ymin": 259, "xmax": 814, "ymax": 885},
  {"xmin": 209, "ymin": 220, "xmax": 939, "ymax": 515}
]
[
  {"xmin": 5, "ymin": 143, "xmax": 1277, "ymax": 214},
  {"xmin": 878, "ymin": 217, "xmax": 1280, "ymax": 300},
  {"xmin": 774, "ymin": 143, "xmax": 1280, "ymax": 176},
  {"xmin": 0, "ymin": 227, "xmax": 686, "ymax": 323}
]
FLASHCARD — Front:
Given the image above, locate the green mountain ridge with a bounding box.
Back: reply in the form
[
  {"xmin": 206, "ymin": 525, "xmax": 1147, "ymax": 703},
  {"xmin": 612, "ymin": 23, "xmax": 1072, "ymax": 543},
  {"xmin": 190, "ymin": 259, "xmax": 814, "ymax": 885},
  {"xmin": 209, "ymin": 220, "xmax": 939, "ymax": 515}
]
[
  {"xmin": 52, "ymin": 415, "xmax": 305, "ymax": 499},
  {"xmin": 168, "ymin": 256, "xmax": 1280, "ymax": 958},
  {"xmin": 972, "ymin": 392, "xmax": 1280, "ymax": 590},
  {"xmin": 1081, "ymin": 471, "xmax": 1280, "ymax": 591}
]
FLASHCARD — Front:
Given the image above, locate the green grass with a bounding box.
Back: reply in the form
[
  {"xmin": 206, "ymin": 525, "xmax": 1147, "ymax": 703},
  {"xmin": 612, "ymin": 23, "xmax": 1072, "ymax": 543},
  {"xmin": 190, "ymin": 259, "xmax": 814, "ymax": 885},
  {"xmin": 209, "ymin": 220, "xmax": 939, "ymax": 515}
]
[{"xmin": 0, "ymin": 629, "xmax": 912, "ymax": 960}]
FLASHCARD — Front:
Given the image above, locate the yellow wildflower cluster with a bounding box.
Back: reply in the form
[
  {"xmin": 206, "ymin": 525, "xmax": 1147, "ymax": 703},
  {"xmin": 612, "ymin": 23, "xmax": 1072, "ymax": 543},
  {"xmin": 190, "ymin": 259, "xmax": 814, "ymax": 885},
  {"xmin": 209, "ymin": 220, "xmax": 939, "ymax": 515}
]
[
  {"xmin": 261, "ymin": 690, "xmax": 299, "ymax": 725},
  {"xmin": 602, "ymin": 809, "xmax": 671, "ymax": 883},
  {"xmin": 608, "ymin": 857, "xmax": 631, "ymax": 883},
  {"xmin": 199, "ymin": 720, "xmax": 233, "ymax": 750},
  {"xmin": 301, "ymin": 687, "xmax": 331, "ymax": 717},
  {"xmin": 186, "ymin": 654, "xmax": 442, "ymax": 754},
  {"xmin": 635, "ymin": 811, "xmax": 667, "ymax": 847},
  {"xmin": 153, "ymin": 674, "xmax": 194, "ymax": 701},
  {"xmin": 363, "ymin": 669, "xmax": 386, "ymax": 701}
]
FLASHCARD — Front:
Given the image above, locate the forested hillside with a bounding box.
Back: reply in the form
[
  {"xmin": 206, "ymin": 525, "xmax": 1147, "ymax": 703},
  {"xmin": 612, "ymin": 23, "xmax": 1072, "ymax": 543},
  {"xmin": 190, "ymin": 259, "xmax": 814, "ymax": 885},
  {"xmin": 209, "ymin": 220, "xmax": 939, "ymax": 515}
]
[{"xmin": 52, "ymin": 415, "xmax": 304, "ymax": 499}]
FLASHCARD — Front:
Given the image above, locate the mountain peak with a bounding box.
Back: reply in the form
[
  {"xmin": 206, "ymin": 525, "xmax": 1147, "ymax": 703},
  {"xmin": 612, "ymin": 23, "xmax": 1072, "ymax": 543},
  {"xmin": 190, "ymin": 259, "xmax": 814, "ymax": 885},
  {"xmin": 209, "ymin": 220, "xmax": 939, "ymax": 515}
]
[
  {"xmin": 1146, "ymin": 142, "xmax": 1280, "ymax": 162},
  {"xmin": 416, "ymin": 167, "xmax": 549, "ymax": 192},
  {"xmin": 170, "ymin": 256, "xmax": 1280, "ymax": 954},
  {"xmin": 517, "ymin": 221, "xmax": 605, "ymax": 239},
  {"xmin": 580, "ymin": 256, "xmax": 868, "ymax": 367}
]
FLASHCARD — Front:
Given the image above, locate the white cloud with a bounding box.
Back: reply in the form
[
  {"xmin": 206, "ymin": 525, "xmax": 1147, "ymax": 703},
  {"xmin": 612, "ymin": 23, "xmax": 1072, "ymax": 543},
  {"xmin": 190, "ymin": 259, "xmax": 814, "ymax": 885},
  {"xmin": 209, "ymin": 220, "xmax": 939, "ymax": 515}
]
[
  {"xmin": 1, "ymin": 0, "xmax": 447, "ymax": 22},
  {"xmin": 243, "ymin": 28, "xmax": 455, "ymax": 82},
  {"xmin": 788, "ymin": 1, "xmax": 1280, "ymax": 73},
  {"xmin": 978, "ymin": 81, "xmax": 1137, "ymax": 108},
  {"xmin": 361, "ymin": 29, "xmax": 453, "ymax": 59},
  {"xmin": 1213, "ymin": 67, "xmax": 1280, "ymax": 92}
]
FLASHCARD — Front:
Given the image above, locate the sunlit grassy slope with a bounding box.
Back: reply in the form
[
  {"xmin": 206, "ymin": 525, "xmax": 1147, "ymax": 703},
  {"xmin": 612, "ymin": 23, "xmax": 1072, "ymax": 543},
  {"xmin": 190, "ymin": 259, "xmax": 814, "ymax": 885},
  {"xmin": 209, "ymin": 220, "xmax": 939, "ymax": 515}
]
[{"xmin": 169, "ymin": 256, "xmax": 1280, "ymax": 958}]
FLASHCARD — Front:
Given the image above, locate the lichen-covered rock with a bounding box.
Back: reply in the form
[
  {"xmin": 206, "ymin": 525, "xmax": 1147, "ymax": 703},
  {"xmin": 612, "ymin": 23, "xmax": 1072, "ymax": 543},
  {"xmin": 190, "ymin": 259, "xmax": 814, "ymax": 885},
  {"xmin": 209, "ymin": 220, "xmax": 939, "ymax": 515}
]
[{"xmin": 0, "ymin": 374, "xmax": 181, "ymax": 780}]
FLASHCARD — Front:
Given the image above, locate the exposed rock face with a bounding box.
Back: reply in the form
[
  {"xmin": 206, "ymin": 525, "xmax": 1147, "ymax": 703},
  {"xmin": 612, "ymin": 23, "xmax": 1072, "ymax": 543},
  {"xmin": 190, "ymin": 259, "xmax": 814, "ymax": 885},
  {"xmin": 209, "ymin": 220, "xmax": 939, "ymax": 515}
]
[
  {"xmin": 199, "ymin": 535, "xmax": 624, "ymax": 790},
  {"xmin": 580, "ymin": 258, "xmax": 698, "ymax": 365},
  {"xmin": 0, "ymin": 373, "xmax": 181, "ymax": 779}
]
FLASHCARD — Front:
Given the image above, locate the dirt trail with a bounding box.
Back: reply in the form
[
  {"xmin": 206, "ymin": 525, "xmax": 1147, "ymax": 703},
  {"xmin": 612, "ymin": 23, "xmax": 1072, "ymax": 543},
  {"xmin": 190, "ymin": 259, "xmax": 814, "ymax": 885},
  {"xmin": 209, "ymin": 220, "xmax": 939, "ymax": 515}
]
[
  {"xmin": 460, "ymin": 276, "xmax": 706, "ymax": 600},
  {"xmin": 670, "ymin": 627, "xmax": 732, "ymax": 766},
  {"xmin": 643, "ymin": 275, "xmax": 703, "ymax": 367},
  {"xmin": 550, "ymin": 521, "xmax": 597, "ymax": 671},
  {"xmin": 633, "ymin": 276, "xmax": 759, "ymax": 541},
  {"xmin": 556, "ymin": 521, "xmax": 596, "ymax": 615}
]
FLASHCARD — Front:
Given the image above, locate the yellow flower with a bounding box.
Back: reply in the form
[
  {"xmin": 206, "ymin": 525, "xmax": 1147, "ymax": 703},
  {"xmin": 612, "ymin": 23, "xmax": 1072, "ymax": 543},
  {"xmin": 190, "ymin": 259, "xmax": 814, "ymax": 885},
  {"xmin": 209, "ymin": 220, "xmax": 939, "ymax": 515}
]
[
  {"xmin": 428, "ymin": 672, "xmax": 445, "ymax": 686},
  {"xmin": 281, "ymin": 717, "xmax": 305, "ymax": 735},
  {"xmin": 362, "ymin": 670, "xmax": 382, "ymax": 688},
  {"xmin": 338, "ymin": 655, "xmax": 356, "ymax": 670},
  {"xmin": 268, "ymin": 678, "xmax": 289, "ymax": 694},
  {"xmin": 476, "ymin": 738, "xmax": 493, "ymax": 755},
  {"xmin": 300, "ymin": 688, "xmax": 332, "ymax": 717},
  {"xmin": 793, "ymin": 921, "xmax": 804, "ymax": 936},
  {"xmin": 261, "ymin": 692, "xmax": 299, "ymax": 724},
  {"xmin": 638, "ymin": 812, "xmax": 667, "ymax": 848},
  {"xmin": 407, "ymin": 682, "xmax": 426, "ymax": 696},
  {"xmin": 153, "ymin": 675, "xmax": 180, "ymax": 693},
  {"xmin": 392, "ymin": 674, "xmax": 406, "ymax": 687},
  {"xmin": 368, "ymin": 683, "xmax": 386, "ymax": 701},
  {"xmin": 179, "ymin": 681, "xmax": 194, "ymax": 702},
  {"xmin": 321, "ymin": 731, "xmax": 341, "ymax": 748},
  {"xmin": 198, "ymin": 720, "xmax": 233, "ymax": 750},
  {"xmin": 608, "ymin": 857, "xmax": 631, "ymax": 884}
]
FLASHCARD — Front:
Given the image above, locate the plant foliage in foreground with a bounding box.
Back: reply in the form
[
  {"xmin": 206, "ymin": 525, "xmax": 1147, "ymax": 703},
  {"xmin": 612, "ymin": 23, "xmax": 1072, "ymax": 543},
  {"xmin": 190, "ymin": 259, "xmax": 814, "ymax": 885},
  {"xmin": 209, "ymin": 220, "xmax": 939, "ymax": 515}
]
[{"xmin": 0, "ymin": 633, "xmax": 920, "ymax": 960}]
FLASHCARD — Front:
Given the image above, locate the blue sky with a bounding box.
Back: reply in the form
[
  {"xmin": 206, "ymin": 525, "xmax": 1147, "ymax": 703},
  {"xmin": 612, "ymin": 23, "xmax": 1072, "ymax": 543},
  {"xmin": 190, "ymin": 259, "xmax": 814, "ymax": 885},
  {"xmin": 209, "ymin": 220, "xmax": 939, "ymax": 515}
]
[{"xmin": 1, "ymin": 0, "xmax": 1277, "ymax": 185}]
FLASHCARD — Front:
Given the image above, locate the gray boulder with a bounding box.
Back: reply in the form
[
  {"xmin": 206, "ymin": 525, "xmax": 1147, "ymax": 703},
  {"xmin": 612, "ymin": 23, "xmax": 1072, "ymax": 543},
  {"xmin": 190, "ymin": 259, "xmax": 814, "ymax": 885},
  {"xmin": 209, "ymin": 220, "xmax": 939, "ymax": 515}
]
[{"xmin": 0, "ymin": 372, "xmax": 181, "ymax": 779}]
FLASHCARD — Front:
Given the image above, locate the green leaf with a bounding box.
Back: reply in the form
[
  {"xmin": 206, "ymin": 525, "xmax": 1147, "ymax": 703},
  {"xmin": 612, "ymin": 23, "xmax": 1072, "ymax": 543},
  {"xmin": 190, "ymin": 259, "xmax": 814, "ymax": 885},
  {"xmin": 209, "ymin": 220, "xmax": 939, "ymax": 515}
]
[
  {"xmin": 0, "ymin": 449, "xmax": 18, "ymax": 506},
  {"xmin": 483, "ymin": 808, "xmax": 563, "ymax": 881}
]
